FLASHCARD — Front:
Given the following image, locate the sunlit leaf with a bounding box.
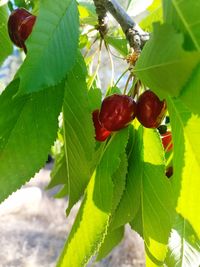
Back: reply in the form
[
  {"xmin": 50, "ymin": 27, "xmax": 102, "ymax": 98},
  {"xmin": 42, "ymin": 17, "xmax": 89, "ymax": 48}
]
[
  {"xmin": 140, "ymin": 0, "xmax": 162, "ymax": 32},
  {"xmin": 127, "ymin": 127, "xmax": 174, "ymax": 265},
  {"xmin": 165, "ymin": 214, "xmax": 200, "ymax": 267},
  {"xmin": 163, "ymin": 0, "xmax": 200, "ymax": 51},
  {"xmin": 57, "ymin": 129, "xmax": 129, "ymax": 267},
  {"xmin": 168, "ymin": 97, "xmax": 200, "ymax": 239},
  {"xmin": 134, "ymin": 23, "xmax": 200, "ymax": 97}
]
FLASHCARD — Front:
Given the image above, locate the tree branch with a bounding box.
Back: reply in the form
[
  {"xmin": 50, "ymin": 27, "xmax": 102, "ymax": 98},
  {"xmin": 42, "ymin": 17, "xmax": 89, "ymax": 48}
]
[{"xmin": 93, "ymin": 0, "xmax": 150, "ymax": 52}]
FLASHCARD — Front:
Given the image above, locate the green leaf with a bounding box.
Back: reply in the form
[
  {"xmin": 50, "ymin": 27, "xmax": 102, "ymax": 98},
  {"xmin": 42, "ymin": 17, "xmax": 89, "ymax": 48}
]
[
  {"xmin": 163, "ymin": 0, "xmax": 200, "ymax": 51},
  {"xmin": 105, "ymin": 36, "xmax": 128, "ymax": 57},
  {"xmin": 165, "ymin": 214, "xmax": 200, "ymax": 267},
  {"xmin": 127, "ymin": 126, "xmax": 174, "ymax": 265},
  {"xmin": 0, "ymin": 5, "xmax": 12, "ymax": 65},
  {"xmin": 0, "ymin": 79, "xmax": 64, "ymax": 203},
  {"xmin": 111, "ymin": 124, "xmax": 141, "ymax": 229},
  {"xmin": 96, "ymin": 152, "xmax": 128, "ymax": 261},
  {"xmin": 78, "ymin": 2, "xmax": 97, "ymax": 26},
  {"xmin": 47, "ymin": 147, "xmax": 68, "ymax": 190},
  {"xmin": 167, "ymin": 97, "xmax": 200, "ymax": 239},
  {"xmin": 112, "ymin": 151, "xmax": 128, "ymax": 212},
  {"xmin": 87, "ymin": 87, "xmax": 102, "ymax": 113},
  {"xmin": 140, "ymin": 0, "xmax": 163, "ymax": 32},
  {"xmin": 180, "ymin": 64, "xmax": 200, "ymax": 116},
  {"xmin": 57, "ymin": 128, "xmax": 129, "ymax": 267},
  {"xmin": 55, "ymin": 184, "xmax": 68, "ymax": 198},
  {"xmin": 97, "ymin": 226, "xmax": 124, "ymax": 261},
  {"xmin": 17, "ymin": 0, "xmax": 79, "ymax": 94},
  {"xmin": 63, "ymin": 53, "xmax": 95, "ymax": 213},
  {"xmin": 134, "ymin": 23, "xmax": 200, "ymax": 97}
]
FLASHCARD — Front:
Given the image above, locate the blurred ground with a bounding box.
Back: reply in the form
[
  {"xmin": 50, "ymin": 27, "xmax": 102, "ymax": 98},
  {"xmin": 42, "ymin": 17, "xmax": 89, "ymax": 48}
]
[{"xmin": 0, "ymin": 163, "xmax": 145, "ymax": 267}]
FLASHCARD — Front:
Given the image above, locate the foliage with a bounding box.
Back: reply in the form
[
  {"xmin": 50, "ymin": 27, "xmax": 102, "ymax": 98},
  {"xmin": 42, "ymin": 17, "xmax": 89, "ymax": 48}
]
[
  {"xmin": 0, "ymin": 0, "xmax": 200, "ymax": 266},
  {"xmin": 0, "ymin": 4, "xmax": 12, "ymax": 65}
]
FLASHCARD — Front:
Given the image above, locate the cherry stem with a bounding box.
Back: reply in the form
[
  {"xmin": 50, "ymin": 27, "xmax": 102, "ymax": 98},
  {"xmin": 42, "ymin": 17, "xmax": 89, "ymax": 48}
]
[
  {"xmin": 84, "ymin": 27, "xmax": 96, "ymax": 35},
  {"xmin": 104, "ymin": 41, "xmax": 125, "ymax": 60},
  {"xmin": 123, "ymin": 73, "xmax": 132, "ymax": 94},
  {"xmin": 127, "ymin": 76, "xmax": 139, "ymax": 97},
  {"xmin": 113, "ymin": 67, "xmax": 130, "ymax": 88},
  {"xmin": 164, "ymin": 139, "xmax": 173, "ymax": 153},
  {"xmin": 88, "ymin": 39, "xmax": 103, "ymax": 89},
  {"xmin": 84, "ymin": 36, "xmax": 98, "ymax": 58},
  {"xmin": 104, "ymin": 40, "xmax": 114, "ymax": 87}
]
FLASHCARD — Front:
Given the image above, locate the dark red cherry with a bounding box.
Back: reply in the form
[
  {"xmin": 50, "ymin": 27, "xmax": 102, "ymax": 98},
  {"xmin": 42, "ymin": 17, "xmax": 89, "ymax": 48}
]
[
  {"xmin": 99, "ymin": 94, "xmax": 137, "ymax": 131},
  {"xmin": 136, "ymin": 90, "xmax": 167, "ymax": 128},
  {"xmin": 92, "ymin": 110, "xmax": 111, "ymax": 142},
  {"xmin": 8, "ymin": 8, "xmax": 32, "ymax": 48},
  {"xmin": 18, "ymin": 15, "xmax": 36, "ymax": 52},
  {"xmin": 161, "ymin": 131, "xmax": 173, "ymax": 152},
  {"xmin": 18, "ymin": 15, "xmax": 36, "ymax": 43},
  {"xmin": 166, "ymin": 166, "xmax": 173, "ymax": 178}
]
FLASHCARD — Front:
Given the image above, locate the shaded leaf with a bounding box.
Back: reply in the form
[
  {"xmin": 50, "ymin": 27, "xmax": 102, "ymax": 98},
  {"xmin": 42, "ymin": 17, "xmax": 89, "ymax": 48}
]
[
  {"xmin": 97, "ymin": 226, "xmax": 124, "ymax": 261},
  {"xmin": 112, "ymin": 151, "xmax": 128, "ymax": 212},
  {"xmin": 111, "ymin": 124, "xmax": 141, "ymax": 229},
  {"xmin": 0, "ymin": 79, "xmax": 64, "ymax": 203},
  {"xmin": 105, "ymin": 36, "xmax": 128, "ymax": 57},
  {"xmin": 63, "ymin": 53, "xmax": 95, "ymax": 213},
  {"xmin": 47, "ymin": 147, "xmax": 68, "ymax": 190},
  {"xmin": 17, "ymin": 0, "xmax": 79, "ymax": 94},
  {"xmin": 0, "ymin": 5, "xmax": 12, "ymax": 65},
  {"xmin": 55, "ymin": 184, "xmax": 68, "ymax": 198}
]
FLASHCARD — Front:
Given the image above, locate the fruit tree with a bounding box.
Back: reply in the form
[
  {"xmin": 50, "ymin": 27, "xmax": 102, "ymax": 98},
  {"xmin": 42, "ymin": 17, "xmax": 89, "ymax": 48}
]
[{"xmin": 0, "ymin": 0, "xmax": 200, "ymax": 266}]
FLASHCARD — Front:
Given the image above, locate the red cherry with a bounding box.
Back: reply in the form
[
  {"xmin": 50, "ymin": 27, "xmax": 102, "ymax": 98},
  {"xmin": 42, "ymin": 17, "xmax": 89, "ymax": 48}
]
[
  {"xmin": 136, "ymin": 90, "xmax": 167, "ymax": 128},
  {"xmin": 99, "ymin": 94, "xmax": 137, "ymax": 131},
  {"xmin": 8, "ymin": 8, "xmax": 32, "ymax": 48},
  {"xmin": 18, "ymin": 15, "xmax": 36, "ymax": 52},
  {"xmin": 92, "ymin": 110, "xmax": 111, "ymax": 142},
  {"xmin": 18, "ymin": 15, "xmax": 36, "ymax": 43},
  {"xmin": 161, "ymin": 131, "xmax": 173, "ymax": 152}
]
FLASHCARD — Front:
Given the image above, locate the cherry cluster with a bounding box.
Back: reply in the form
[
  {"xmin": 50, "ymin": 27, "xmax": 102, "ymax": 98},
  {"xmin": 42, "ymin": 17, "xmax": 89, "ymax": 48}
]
[
  {"xmin": 92, "ymin": 90, "xmax": 167, "ymax": 141},
  {"xmin": 8, "ymin": 8, "xmax": 36, "ymax": 53}
]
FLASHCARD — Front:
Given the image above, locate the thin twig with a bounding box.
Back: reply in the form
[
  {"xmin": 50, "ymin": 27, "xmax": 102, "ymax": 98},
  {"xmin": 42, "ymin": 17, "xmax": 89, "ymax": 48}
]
[
  {"xmin": 104, "ymin": 41, "xmax": 114, "ymax": 86},
  {"xmin": 123, "ymin": 73, "xmax": 132, "ymax": 94},
  {"xmin": 113, "ymin": 67, "xmax": 130, "ymax": 88}
]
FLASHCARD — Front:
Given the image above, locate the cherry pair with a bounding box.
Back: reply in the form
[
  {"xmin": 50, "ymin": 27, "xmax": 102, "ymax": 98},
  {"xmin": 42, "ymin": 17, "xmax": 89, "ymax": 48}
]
[
  {"xmin": 92, "ymin": 90, "xmax": 167, "ymax": 142},
  {"xmin": 8, "ymin": 8, "xmax": 36, "ymax": 53},
  {"xmin": 93, "ymin": 94, "xmax": 136, "ymax": 141}
]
